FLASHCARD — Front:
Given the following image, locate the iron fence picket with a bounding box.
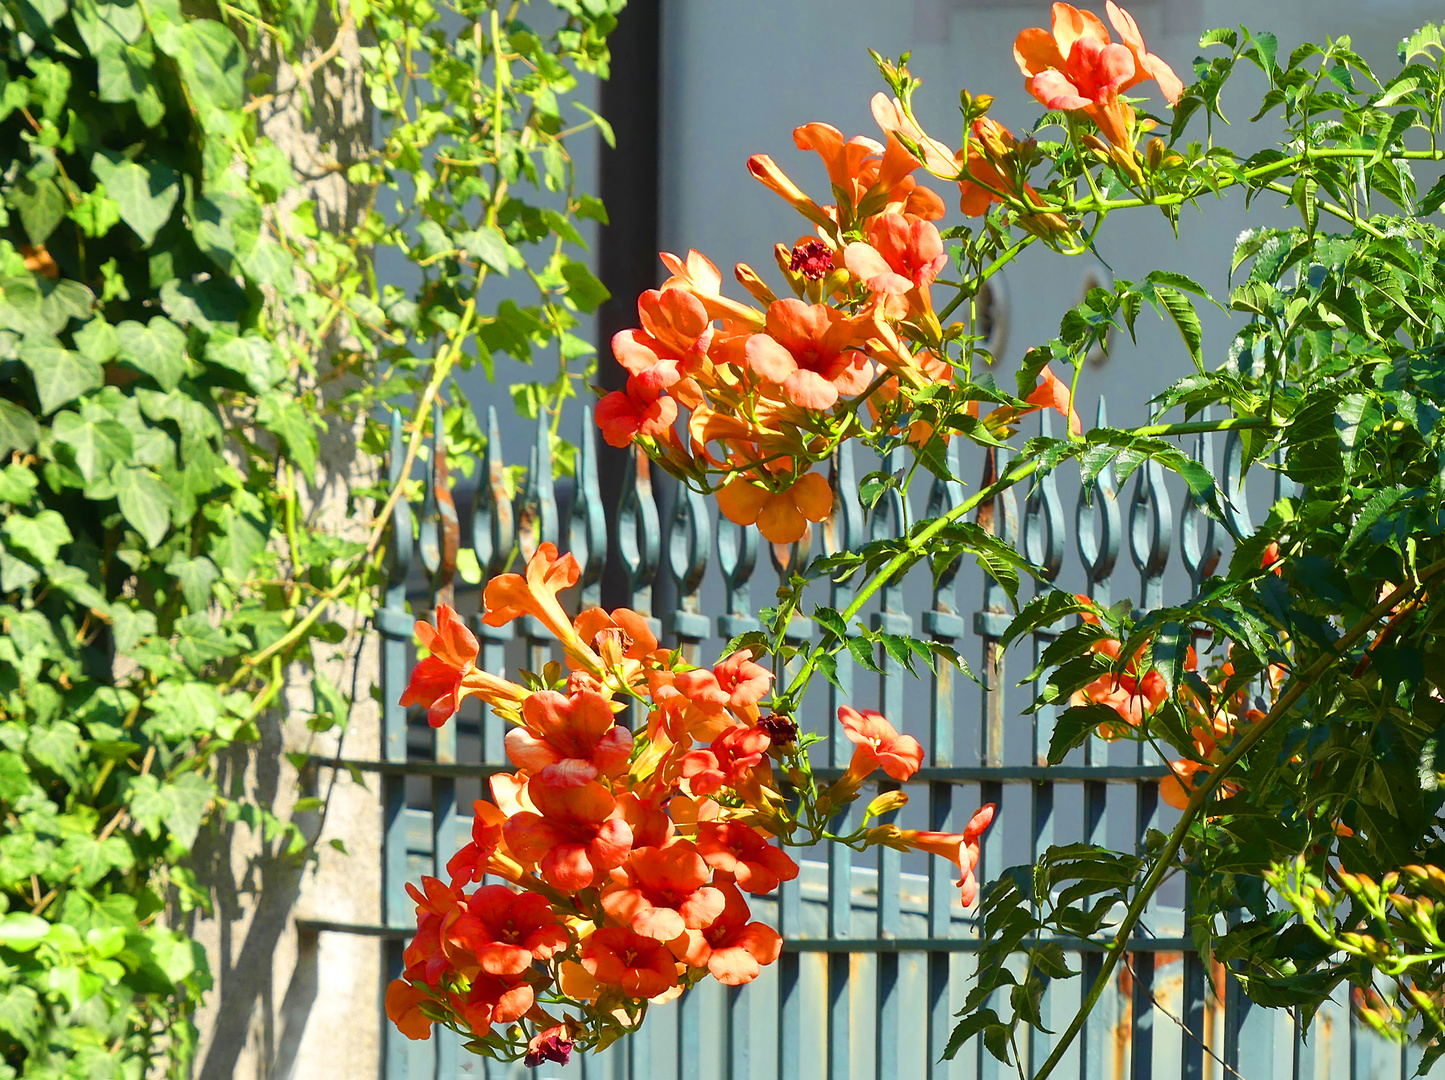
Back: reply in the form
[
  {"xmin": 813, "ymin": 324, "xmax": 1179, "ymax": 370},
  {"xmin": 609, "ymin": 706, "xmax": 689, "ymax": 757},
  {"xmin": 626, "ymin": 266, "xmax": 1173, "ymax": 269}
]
[
  {"xmin": 364, "ymin": 396, "xmax": 1394, "ymax": 1080},
  {"xmin": 823, "ymin": 444, "xmax": 860, "ymax": 1080},
  {"xmin": 924, "ymin": 440, "xmax": 965, "ymax": 1080}
]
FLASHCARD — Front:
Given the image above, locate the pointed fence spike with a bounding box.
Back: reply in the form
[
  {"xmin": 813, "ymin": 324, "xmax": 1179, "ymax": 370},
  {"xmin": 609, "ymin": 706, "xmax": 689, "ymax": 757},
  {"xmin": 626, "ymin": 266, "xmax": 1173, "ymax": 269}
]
[
  {"xmin": 617, "ymin": 447, "xmax": 661, "ymax": 628},
  {"xmin": 517, "ymin": 411, "xmax": 558, "ymax": 564},
  {"xmin": 420, "ymin": 400, "xmax": 458, "ymax": 603},
  {"xmin": 1023, "ymin": 409, "xmax": 1065, "ymax": 583},
  {"xmin": 474, "ymin": 405, "xmax": 515, "ymax": 580},
  {"xmin": 667, "ymin": 480, "xmax": 710, "ymax": 647},
  {"xmin": 1076, "ymin": 397, "xmax": 1121, "ymax": 602},
  {"xmin": 569, "ymin": 407, "xmax": 607, "ymax": 609},
  {"xmin": 823, "ymin": 441, "xmax": 862, "ymax": 558},
  {"xmin": 717, "ymin": 485, "xmax": 760, "ymax": 640},
  {"xmin": 925, "ymin": 438, "xmax": 967, "ymax": 599},
  {"xmin": 1181, "ymin": 427, "xmax": 1221, "ymax": 593},
  {"xmin": 386, "ymin": 409, "xmax": 413, "ymax": 593},
  {"xmin": 1221, "ymin": 427, "xmax": 1253, "ymax": 540},
  {"xmin": 1128, "ymin": 454, "xmax": 1173, "ymax": 617}
]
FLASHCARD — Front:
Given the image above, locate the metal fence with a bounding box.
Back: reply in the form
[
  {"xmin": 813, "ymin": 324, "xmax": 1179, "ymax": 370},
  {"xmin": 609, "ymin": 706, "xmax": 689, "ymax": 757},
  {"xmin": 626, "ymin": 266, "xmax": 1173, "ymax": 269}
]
[{"xmin": 315, "ymin": 398, "xmax": 1424, "ymax": 1080}]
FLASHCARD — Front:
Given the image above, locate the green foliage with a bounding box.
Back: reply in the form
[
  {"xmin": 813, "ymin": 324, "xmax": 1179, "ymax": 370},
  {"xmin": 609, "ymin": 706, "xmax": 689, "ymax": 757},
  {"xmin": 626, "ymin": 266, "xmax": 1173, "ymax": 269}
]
[
  {"xmin": 923, "ymin": 20, "xmax": 1445, "ymax": 1075},
  {"xmin": 0, "ymin": 0, "xmax": 618, "ymax": 1074}
]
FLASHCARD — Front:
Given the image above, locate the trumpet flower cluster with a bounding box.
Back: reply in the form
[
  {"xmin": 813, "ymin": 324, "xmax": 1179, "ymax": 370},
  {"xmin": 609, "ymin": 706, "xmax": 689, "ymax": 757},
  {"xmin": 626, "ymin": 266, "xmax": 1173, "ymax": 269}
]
[
  {"xmin": 594, "ymin": 2, "xmax": 1183, "ymax": 546},
  {"xmin": 385, "ymin": 544, "xmax": 994, "ymax": 1059}
]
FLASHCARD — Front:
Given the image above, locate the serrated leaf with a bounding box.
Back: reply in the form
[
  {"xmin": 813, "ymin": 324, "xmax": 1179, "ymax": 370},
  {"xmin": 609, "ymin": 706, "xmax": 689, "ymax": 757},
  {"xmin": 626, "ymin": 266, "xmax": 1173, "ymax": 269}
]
[{"xmin": 1048, "ymin": 703, "xmax": 1120, "ymax": 764}]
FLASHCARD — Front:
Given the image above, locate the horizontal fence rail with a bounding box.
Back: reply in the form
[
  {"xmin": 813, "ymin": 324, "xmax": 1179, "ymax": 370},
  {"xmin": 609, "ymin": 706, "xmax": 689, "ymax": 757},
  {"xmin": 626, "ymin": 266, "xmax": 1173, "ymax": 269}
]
[{"xmin": 304, "ymin": 399, "xmax": 1416, "ymax": 1080}]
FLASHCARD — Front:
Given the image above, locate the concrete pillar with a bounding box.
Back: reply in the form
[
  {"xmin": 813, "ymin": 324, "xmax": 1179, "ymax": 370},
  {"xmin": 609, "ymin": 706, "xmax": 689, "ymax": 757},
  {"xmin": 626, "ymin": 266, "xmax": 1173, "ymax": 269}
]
[{"xmin": 191, "ymin": 7, "xmax": 382, "ymax": 1078}]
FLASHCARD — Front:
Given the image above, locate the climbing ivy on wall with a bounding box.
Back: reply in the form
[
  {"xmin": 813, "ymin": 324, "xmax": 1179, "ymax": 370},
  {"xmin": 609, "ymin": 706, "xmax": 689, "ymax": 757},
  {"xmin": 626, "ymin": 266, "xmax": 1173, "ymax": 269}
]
[{"xmin": 0, "ymin": 0, "xmax": 620, "ymax": 1073}]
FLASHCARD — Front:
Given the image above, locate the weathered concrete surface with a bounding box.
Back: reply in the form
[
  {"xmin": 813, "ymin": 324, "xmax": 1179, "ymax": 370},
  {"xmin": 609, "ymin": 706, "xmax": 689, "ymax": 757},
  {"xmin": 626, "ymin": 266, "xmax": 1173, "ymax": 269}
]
[{"xmin": 190, "ymin": 8, "xmax": 382, "ymax": 1077}]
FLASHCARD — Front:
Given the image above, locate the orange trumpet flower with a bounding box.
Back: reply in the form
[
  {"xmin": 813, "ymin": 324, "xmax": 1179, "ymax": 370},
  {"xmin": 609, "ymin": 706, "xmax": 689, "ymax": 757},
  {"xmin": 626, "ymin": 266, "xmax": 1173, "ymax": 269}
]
[{"xmin": 1014, "ymin": 2, "xmax": 1183, "ymax": 148}]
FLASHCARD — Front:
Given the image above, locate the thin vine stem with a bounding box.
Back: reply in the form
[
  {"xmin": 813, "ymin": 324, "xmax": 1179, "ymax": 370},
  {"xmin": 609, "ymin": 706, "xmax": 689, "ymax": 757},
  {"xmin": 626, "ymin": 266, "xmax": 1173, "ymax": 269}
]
[{"xmin": 1029, "ymin": 554, "xmax": 1445, "ymax": 1080}]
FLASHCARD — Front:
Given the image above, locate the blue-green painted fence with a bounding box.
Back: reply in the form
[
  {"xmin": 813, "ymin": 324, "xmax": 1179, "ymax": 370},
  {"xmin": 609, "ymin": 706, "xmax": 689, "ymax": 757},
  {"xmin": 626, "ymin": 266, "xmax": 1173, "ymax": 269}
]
[{"xmin": 307, "ymin": 401, "xmax": 1421, "ymax": 1080}]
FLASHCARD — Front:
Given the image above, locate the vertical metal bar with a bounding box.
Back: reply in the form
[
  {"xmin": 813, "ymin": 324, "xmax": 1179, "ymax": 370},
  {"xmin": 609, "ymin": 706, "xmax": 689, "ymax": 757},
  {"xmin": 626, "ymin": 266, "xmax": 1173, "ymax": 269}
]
[
  {"xmin": 570, "ymin": 406, "xmax": 608, "ymax": 612},
  {"xmin": 1180, "ymin": 429, "xmax": 1219, "ymax": 1080},
  {"xmin": 1024, "ymin": 411, "xmax": 1066, "ymax": 1073},
  {"xmin": 517, "ymin": 413, "xmax": 560, "ymax": 676},
  {"xmin": 771, "ymin": 528, "xmax": 815, "ymax": 1080},
  {"xmin": 1224, "ymin": 970, "xmax": 1275, "ymax": 1080},
  {"xmin": 669, "ymin": 481, "xmax": 710, "ymax": 1080},
  {"xmin": 380, "ymin": 410, "xmax": 415, "ymax": 1079},
  {"xmin": 618, "ymin": 445, "xmax": 663, "ymax": 643},
  {"xmin": 975, "ymin": 445, "xmax": 1018, "ymax": 1080},
  {"xmin": 923, "ymin": 441, "xmax": 964, "ymax": 1080},
  {"xmin": 716, "ymin": 501, "xmax": 765, "ymax": 1080},
  {"xmin": 823, "ymin": 446, "xmax": 862, "ymax": 1080},
  {"xmin": 471, "ymin": 406, "xmax": 515, "ymax": 766},
  {"xmin": 1127, "ymin": 450, "xmax": 1171, "ymax": 1080},
  {"xmin": 872, "ymin": 447, "xmax": 910, "ymax": 1080},
  {"xmin": 1075, "ymin": 400, "xmax": 1119, "ymax": 1080},
  {"xmin": 418, "ymin": 403, "xmax": 461, "ymax": 1080}
]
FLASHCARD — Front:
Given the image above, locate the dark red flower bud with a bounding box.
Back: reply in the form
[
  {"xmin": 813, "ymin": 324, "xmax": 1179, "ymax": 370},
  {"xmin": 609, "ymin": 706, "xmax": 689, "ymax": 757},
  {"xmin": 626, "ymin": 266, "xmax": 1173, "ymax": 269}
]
[
  {"xmin": 788, "ymin": 240, "xmax": 833, "ymax": 281},
  {"xmin": 757, "ymin": 713, "xmax": 799, "ymax": 747}
]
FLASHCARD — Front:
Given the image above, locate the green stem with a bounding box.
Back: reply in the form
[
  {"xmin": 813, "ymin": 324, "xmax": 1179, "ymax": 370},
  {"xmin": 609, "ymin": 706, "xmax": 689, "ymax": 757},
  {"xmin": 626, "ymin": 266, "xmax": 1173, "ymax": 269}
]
[
  {"xmin": 776, "ymin": 415, "xmax": 1276, "ymax": 710},
  {"xmin": 938, "ymin": 234, "xmax": 1038, "ymax": 324},
  {"xmin": 1029, "ymin": 554, "xmax": 1445, "ymax": 1080},
  {"xmin": 226, "ymin": 299, "xmax": 477, "ymax": 689}
]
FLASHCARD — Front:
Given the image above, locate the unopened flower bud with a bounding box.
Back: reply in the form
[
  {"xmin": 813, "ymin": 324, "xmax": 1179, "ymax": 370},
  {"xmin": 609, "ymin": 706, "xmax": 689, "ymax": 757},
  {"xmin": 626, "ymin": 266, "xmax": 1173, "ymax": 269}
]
[
  {"xmin": 1147, "ymin": 138, "xmax": 1165, "ymax": 170},
  {"xmin": 735, "ymin": 262, "xmax": 778, "ymax": 305},
  {"xmin": 1081, "ymin": 134, "xmax": 1111, "ymax": 157},
  {"xmin": 864, "ymin": 790, "xmax": 910, "ymax": 819}
]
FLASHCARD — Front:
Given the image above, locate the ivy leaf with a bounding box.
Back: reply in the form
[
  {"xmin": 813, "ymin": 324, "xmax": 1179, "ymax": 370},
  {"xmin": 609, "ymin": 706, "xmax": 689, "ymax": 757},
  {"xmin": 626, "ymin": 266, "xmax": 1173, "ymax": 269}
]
[
  {"xmin": 51, "ymin": 409, "xmax": 134, "ymax": 482},
  {"xmin": 156, "ymin": 18, "xmax": 243, "ymax": 112},
  {"xmin": 174, "ymin": 612, "xmax": 238, "ymax": 672},
  {"xmin": 166, "ymin": 554, "xmax": 218, "ymax": 611},
  {"xmin": 0, "ymin": 464, "xmax": 37, "ymax": 504},
  {"xmin": 116, "ymin": 317, "xmax": 189, "ymax": 390},
  {"xmin": 127, "ymin": 772, "xmax": 215, "ymax": 851},
  {"xmin": 4, "ymin": 508, "xmax": 72, "ymax": 563},
  {"xmin": 114, "ymin": 465, "xmax": 173, "ymax": 546},
  {"xmin": 110, "ymin": 607, "xmax": 157, "ymax": 653},
  {"xmin": 57, "ymin": 831, "xmax": 134, "ymax": 887},
  {"xmin": 0, "ymin": 399, "xmax": 40, "ymax": 455},
  {"xmin": 0, "ymin": 913, "xmax": 50, "ymax": 951},
  {"xmin": 256, "ymin": 393, "xmax": 319, "ymax": 481},
  {"xmin": 456, "ymin": 225, "xmax": 512, "ymax": 275},
  {"xmin": 26, "ymin": 721, "xmax": 83, "ymax": 785},
  {"xmin": 90, "ymin": 153, "xmax": 179, "ymax": 245},
  {"xmin": 18, "ymin": 342, "xmax": 103, "ymax": 415},
  {"xmin": 0, "ymin": 984, "xmax": 41, "ymax": 1041},
  {"xmin": 11, "ymin": 169, "xmax": 67, "ymax": 244},
  {"xmin": 143, "ymin": 681, "xmax": 223, "ymax": 741},
  {"xmin": 561, "ymin": 261, "xmax": 610, "ymax": 313}
]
